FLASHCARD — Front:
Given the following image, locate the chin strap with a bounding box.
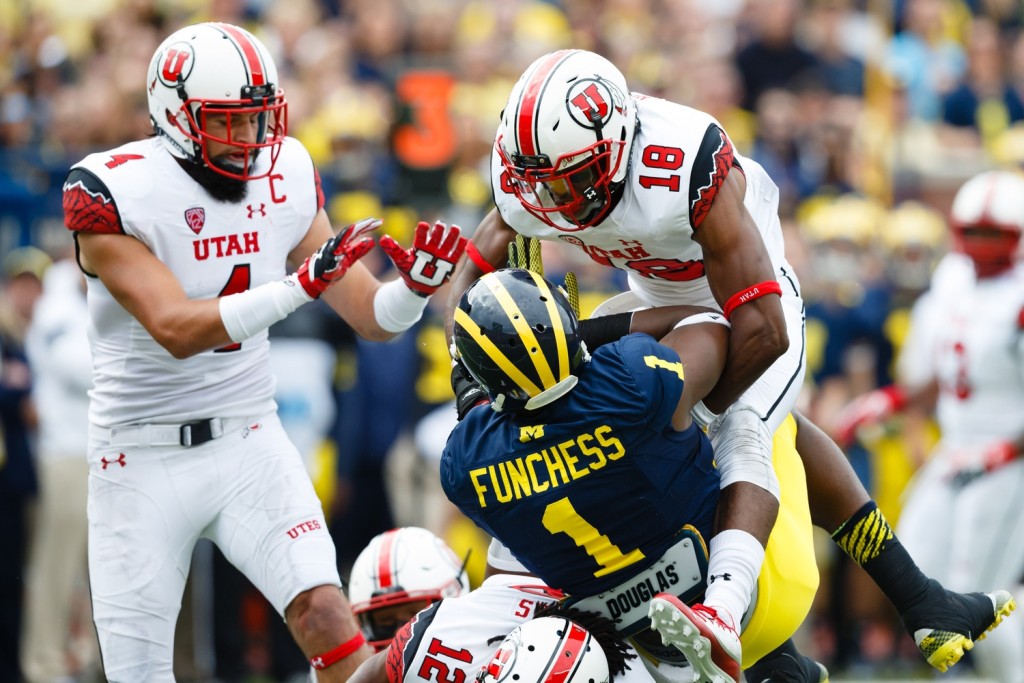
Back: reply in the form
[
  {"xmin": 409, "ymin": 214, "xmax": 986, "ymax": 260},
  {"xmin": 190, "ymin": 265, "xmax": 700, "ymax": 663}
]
[{"xmin": 524, "ymin": 375, "xmax": 580, "ymax": 410}]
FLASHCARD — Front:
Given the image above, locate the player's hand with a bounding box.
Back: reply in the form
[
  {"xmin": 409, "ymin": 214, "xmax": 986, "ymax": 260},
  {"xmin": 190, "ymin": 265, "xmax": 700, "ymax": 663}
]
[
  {"xmin": 295, "ymin": 218, "xmax": 381, "ymax": 299},
  {"xmin": 379, "ymin": 221, "xmax": 468, "ymax": 297},
  {"xmin": 451, "ymin": 361, "xmax": 490, "ymax": 420},
  {"xmin": 833, "ymin": 385, "xmax": 907, "ymax": 447},
  {"xmin": 946, "ymin": 441, "xmax": 1017, "ymax": 488}
]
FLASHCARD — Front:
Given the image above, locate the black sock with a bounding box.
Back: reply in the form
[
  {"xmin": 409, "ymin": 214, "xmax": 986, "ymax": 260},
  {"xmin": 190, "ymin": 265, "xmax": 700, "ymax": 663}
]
[
  {"xmin": 744, "ymin": 638, "xmax": 822, "ymax": 681},
  {"xmin": 831, "ymin": 501, "xmax": 933, "ymax": 615}
]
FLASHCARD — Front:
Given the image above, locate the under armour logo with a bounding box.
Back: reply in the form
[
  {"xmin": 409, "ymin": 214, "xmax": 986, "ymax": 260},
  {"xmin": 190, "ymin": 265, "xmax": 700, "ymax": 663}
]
[
  {"xmin": 101, "ymin": 453, "xmax": 127, "ymax": 470},
  {"xmin": 247, "ymin": 203, "xmax": 266, "ymax": 218},
  {"xmin": 241, "ymin": 422, "xmax": 263, "ymax": 439},
  {"xmin": 311, "ymin": 656, "xmax": 325, "ymax": 670},
  {"xmin": 708, "ymin": 572, "xmax": 732, "ymax": 584}
]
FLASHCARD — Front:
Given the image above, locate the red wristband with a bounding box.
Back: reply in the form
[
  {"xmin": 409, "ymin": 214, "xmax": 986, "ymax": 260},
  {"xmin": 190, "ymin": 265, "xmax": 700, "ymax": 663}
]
[
  {"xmin": 464, "ymin": 240, "xmax": 497, "ymax": 274},
  {"xmin": 722, "ymin": 280, "xmax": 783, "ymax": 320},
  {"xmin": 878, "ymin": 384, "xmax": 908, "ymax": 412},
  {"xmin": 983, "ymin": 441, "xmax": 1017, "ymax": 472},
  {"xmin": 310, "ymin": 631, "xmax": 366, "ymax": 670}
]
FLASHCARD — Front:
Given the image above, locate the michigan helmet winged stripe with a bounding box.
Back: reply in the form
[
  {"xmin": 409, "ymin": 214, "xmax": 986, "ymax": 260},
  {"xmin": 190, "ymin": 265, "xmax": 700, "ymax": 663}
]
[
  {"xmin": 454, "ymin": 307, "xmax": 543, "ymax": 397},
  {"xmin": 479, "ymin": 272, "xmax": 569, "ymax": 389},
  {"xmin": 454, "ymin": 269, "xmax": 585, "ymax": 412},
  {"xmin": 525, "ymin": 270, "xmax": 569, "ymax": 382}
]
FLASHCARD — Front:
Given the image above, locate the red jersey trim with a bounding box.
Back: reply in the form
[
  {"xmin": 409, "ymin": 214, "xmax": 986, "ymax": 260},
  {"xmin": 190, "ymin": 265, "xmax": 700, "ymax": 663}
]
[
  {"xmin": 63, "ymin": 168, "xmax": 123, "ymax": 235},
  {"xmin": 689, "ymin": 125, "xmax": 736, "ymax": 230}
]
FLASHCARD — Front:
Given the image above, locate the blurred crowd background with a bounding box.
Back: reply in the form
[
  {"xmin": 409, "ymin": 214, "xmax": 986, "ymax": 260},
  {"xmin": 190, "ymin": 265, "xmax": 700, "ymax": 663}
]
[{"xmin": 2, "ymin": 0, "xmax": 1023, "ymax": 681}]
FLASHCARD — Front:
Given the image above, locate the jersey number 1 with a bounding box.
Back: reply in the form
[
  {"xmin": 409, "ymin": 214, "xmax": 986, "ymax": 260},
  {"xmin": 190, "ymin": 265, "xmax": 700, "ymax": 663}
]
[{"xmin": 542, "ymin": 497, "xmax": 645, "ymax": 578}]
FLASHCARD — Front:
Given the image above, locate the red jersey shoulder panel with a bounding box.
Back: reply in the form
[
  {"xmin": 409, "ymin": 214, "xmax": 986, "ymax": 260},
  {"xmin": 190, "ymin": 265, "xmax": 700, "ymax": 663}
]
[
  {"xmin": 385, "ymin": 601, "xmax": 442, "ymax": 683},
  {"xmin": 63, "ymin": 167, "xmax": 124, "ymax": 235},
  {"xmin": 688, "ymin": 124, "xmax": 737, "ymax": 230}
]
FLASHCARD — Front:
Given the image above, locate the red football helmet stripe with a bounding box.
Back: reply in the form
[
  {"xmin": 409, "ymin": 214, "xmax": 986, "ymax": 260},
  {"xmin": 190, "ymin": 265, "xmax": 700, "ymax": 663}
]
[
  {"xmin": 376, "ymin": 528, "xmax": 399, "ymax": 589},
  {"xmin": 216, "ymin": 23, "xmax": 266, "ymax": 86},
  {"xmin": 543, "ymin": 621, "xmax": 589, "ymax": 683},
  {"xmin": 516, "ymin": 50, "xmax": 574, "ymax": 157}
]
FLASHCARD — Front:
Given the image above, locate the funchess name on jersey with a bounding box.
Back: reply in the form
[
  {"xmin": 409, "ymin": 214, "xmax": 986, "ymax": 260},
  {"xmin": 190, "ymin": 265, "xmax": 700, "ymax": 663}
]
[{"xmin": 468, "ymin": 425, "xmax": 625, "ymax": 508}]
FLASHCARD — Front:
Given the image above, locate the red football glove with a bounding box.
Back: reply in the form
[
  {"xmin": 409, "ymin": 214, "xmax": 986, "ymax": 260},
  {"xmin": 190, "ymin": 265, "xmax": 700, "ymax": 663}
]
[
  {"xmin": 946, "ymin": 440, "xmax": 1018, "ymax": 488},
  {"xmin": 379, "ymin": 221, "xmax": 468, "ymax": 297},
  {"xmin": 295, "ymin": 218, "xmax": 380, "ymax": 299},
  {"xmin": 834, "ymin": 385, "xmax": 908, "ymax": 447}
]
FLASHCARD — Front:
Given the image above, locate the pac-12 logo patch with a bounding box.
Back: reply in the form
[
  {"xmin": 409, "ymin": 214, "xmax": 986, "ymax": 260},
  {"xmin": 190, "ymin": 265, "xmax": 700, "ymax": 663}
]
[{"xmin": 184, "ymin": 207, "xmax": 205, "ymax": 234}]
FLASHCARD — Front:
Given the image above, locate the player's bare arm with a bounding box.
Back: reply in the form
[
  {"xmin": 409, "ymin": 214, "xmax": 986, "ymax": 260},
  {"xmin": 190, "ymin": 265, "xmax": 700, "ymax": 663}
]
[
  {"xmin": 349, "ymin": 650, "xmax": 388, "ymax": 683},
  {"xmin": 662, "ymin": 319, "xmax": 730, "ymax": 431},
  {"xmin": 78, "ymin": 231, "xmax": 233, "ymax": 358},
  {"xmin": 692, "ymin": 170, "xmax": 788, "ymax": 414},
  {"xmin": 445, "ymin": 207, "xmax": 517, "ymax": 340},
  {"xmin": 298, "ymin": 209, "xmax": 395, "ymax": 342}
]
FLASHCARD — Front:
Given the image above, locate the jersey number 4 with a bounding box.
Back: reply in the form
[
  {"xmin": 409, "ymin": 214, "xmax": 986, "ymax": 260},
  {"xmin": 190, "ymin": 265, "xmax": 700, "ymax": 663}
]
[{"xmin": 216, "ymin": 264, "xmax": 251, "ymax": 352}]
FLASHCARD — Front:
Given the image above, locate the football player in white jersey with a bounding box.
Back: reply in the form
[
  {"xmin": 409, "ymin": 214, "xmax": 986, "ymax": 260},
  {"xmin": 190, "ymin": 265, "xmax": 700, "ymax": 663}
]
[
  {"xmin": 63, "ymin": 22, "xmax": 466, "ymax": 683},
  {"xmin": 444, "ymin": 49, "xmax": 1013, "ymax": 680},
  {"xmin": 347, "ymin": 570, "xmax": 667, "ymax": 683},
  {"xmin": 347, "ymin": 527, "xmax": 471, "ymax": 651},
  {"xmin": 838, "ymin": 169, "xmax": 1024, "ymax": 683}
]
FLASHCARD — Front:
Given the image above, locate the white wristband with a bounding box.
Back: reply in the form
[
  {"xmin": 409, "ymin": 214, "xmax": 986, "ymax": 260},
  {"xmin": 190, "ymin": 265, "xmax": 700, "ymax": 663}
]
[
  {"xmin": 373, "ymin": 278, "xmax": 429, "ymax": 333},
  {"xmin": 219, "ymin": 274, "xmax": 312, "ymax": 342}
]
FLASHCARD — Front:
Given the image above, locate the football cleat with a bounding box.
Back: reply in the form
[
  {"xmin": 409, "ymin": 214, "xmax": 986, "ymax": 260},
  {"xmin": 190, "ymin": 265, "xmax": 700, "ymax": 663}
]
[
  {"xmin": 900, "ymin": 580, "xmax": 1016, "ymax": 672},
  {"xmin": 648, "ymin": 594, "xmax": 741, "ymax": 683}
]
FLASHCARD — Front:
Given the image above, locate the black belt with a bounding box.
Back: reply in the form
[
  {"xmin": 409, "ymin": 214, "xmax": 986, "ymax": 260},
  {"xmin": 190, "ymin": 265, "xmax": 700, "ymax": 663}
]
[{"xmin": 179, "ymin": 418, "xmax": 223, "ymax": 447}]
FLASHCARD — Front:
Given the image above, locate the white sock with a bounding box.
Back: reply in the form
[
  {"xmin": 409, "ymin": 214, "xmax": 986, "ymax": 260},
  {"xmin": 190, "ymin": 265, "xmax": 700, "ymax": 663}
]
[{"xmin": 702, "ymin": 528, "xmax": 765, "ymax": 630}]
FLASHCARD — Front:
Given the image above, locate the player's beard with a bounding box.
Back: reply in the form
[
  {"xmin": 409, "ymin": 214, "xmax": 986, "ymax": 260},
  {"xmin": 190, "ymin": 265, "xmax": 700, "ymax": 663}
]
[{"xmin": 176, "ymin": 156, "xmax": 251, "ymax": 203}]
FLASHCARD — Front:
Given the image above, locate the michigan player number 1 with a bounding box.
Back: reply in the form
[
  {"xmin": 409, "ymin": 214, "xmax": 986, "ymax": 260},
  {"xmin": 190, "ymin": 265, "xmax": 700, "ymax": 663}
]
[{"xmin": 542, "ymin": 497, "xmax": 645, "ymax": 578}]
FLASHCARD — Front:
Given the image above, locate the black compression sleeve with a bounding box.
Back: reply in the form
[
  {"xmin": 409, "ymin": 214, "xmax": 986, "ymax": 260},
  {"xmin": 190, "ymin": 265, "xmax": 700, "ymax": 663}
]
[{"xmin": 579, "ymin": 312, "xmax": 633, "ymax": 349}]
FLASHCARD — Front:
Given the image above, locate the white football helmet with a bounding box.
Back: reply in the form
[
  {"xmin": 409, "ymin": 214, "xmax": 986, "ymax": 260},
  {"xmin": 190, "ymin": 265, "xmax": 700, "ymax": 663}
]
[
  {"xmin": 949, "ymin": 170, "xmax": 1024, "ymax": 277},
  {"xmin": 496, "ymin": 50, "xmax": 636, "ymax": 231},
  {"xmin": 348, "ymin": 527, "xmax": 469, "ymax": 650},
  {"xmin": 146, "ymin": 22, "xmax": 287, "ymax": 180},
  {"xmin": 477, "ymin": 617, "xmax": 609, "ymax": 683}
]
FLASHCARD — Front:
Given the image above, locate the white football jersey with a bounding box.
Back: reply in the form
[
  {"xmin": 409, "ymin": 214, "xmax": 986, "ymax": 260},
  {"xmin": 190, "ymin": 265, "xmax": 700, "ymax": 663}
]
[
  {"xmin": 919, "ymin": 263, "xmax": 1024, "ymax": 445},
  {"xmin": 386, "ymin": 575, "xmax": 660, "ymax": 683},
  {"xmin": 492, "ymin": 94, "xmax": 788, "ymax": 309},
  {"xmin": 64, "ymin": 136, "xmax": 321, "ymax": 427},
  {"xmin": 386, "ymin": 575, "xmax": 561, "ymax": 683}
]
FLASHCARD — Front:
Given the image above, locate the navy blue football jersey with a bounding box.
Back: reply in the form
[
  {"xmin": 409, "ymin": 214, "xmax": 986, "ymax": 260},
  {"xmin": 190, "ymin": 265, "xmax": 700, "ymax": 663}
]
[{"xmin": 441, "ymin": 333, "xmax": 719, "ymax": 597}]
